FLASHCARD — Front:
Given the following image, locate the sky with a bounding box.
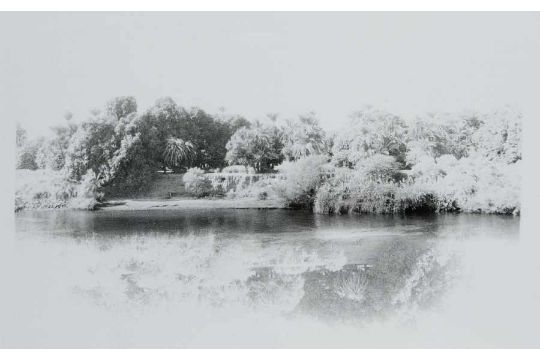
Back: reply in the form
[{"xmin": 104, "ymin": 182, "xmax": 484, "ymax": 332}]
[{"xmin": 1, "ymin": 12, "xmax": 539, "ymax": 135}]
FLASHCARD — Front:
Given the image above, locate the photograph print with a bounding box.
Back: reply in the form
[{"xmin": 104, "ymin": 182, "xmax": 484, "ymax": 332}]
[{"xmin": 2, "ymin": 11, "xmax": 538, "ymax": 348}]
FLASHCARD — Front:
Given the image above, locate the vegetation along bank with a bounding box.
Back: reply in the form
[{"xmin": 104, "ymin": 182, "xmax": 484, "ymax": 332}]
[{"xmin": 15, "ymin": 96, "xmax": 521, "ymax": 215}]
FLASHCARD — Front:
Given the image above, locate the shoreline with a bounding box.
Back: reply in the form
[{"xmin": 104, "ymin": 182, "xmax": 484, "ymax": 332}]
[
  {"xmin": 16, "ymin": 197, "xmax": 519, "ymax": 216},
  {"xmin": 97, "ymin": 197, "xmax": 286, "ymax": 211}
]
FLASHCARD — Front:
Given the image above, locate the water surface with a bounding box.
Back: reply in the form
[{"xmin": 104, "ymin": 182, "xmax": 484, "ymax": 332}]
[{"xmin": 9, "ymin": 209, "xmax": 521, "ymax": 347}]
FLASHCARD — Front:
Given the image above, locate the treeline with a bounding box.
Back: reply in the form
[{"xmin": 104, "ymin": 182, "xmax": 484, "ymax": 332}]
[
  {"xmin": 16, "ymin": 96, "xmax": 250, "ymax": 206},
  {"xmin": 271, "ymin": 106, "xmax": 521, "ymax": 215},
  {"xmin": 16, "ymin": 98, "xmax": 522, "ymax": 214}
]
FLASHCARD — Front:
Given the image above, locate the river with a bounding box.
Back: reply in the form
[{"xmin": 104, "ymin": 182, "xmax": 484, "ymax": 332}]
[{"xmin": 5, "ymin": 209, "xmax": 525, "ymax": 347}]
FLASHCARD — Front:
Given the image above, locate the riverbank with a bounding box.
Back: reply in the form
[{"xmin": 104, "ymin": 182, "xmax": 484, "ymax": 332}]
[{"xmin": 98, "ymin": 197, "xmax": 285, "ymax": 211}]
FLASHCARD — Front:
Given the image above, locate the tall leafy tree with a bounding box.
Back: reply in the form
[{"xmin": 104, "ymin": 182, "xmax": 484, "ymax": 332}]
[
  {"xmin": 225, "ymin": 123, "xmax": 284, "ymax": 173},
  {"xmin": 163, "ymin": 137, "xmax": 195, "ymax": 172},
  {"xmin": 332, "ymin": 106, "xmax": 408, "ymax": 168},
  {"xmin": 281, "ymin": 113, "xmax": 327, "ymax": 160},
  {"xmin": 105, "ymin": 96, "xmax": 138, "ymax": 121}
]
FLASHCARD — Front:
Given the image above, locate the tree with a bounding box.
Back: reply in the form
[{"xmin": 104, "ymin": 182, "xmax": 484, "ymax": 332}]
[
  {"xmin": 16, "ymin": 139, "xmax": 42, "ymax": 170},
  {"xmin": 470, "ymin": 108, "xmax": 522, "ymax": 164},
  {"xmin": 183, "ymin": 108, "xmax": 235, "ymax": 170},
  {"xmin": 332, "ymin": 106, "xmax": 408, "ymax": 168},
  {"xmin": 64, "ymin": 110, "xmax": 141, "ymax": 190},
  {"xmin": 281, "ymin": 113, "xmax": 327, "ymax": 160},
  {"xmin": 36, "ymin": 122, "xmax": 78, "ymax": 170},
  {"xmin": 407, "ymin": 113, "xmax": 471, "ymax": 167},
  {"xmin": 105, "ymin": 96, "xmax": 138, "ymax": 121},
  {"xmin": 135, "ymin": 97, "xmax": 190, "ymax": 173},
  {"xmin": 406, "ymin": 108, "xmax": 522, "ymax": 167},
  {"xmin": 163, "ymin": 137, "xmax": 195, "ymax": 172},
  {"xmin": 228, "ymin": 115, "xmax": 251, "ymax": 132},
  {"xmin": 125, "ymin": 98, "xmax": 241, "ymax": 172},
  {"xmin": 16, "ymin": 123, "xmax": 41, "ymax": 170},
  {"xmin": 16, "ymin": 123, "xmax": 27, "ymax": 148},
  {"xmin": 225, "ymin": 123, "xmax": 284, "ymax": 173}
]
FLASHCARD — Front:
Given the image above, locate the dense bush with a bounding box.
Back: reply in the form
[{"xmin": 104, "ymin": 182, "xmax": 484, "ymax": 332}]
[
  {"xmin": 312, "ymin": 154, "xmax": 520, "ymax": 216},
  {"xmin": 274, "ymin": 155, "xmax": 330, "ymax": 209},
  {"xmin": 312, "ymin": 106, "xmax": 521, "ymax": 215},
  {"xmin": 313, "ymin": 171, "xmax": 437, "ymax": 215},
  {"xmin": 16, "ymin": 128, "xmax": 42, "ymax": 170},
  {"xmin": 182, "ymin": 167, "xmax": 214, "ymax": 198},
  {"xmin": 227, "ymin": 177, "xmax": 281, "ymax": 200},
  {"xmin": 411, "ymin": 155, "xmax": 521, "ymax": 214},
  {"xmin": 15, "ymin": 169, "xmax": 102, "ymax": 211},
  {"xmin": 15, "ymin": 170, "xmax": 74, "ymax": 211}
]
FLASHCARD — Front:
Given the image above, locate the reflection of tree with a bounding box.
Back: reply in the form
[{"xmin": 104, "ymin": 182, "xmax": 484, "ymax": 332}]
[{"xmin": 295, "ymin": 237, "xmax": 456, "ymax": 322}]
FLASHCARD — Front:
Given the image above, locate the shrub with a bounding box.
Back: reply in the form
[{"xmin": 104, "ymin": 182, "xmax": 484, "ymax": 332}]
[
  {"xmin": 356, "ymin": 154, "xmax": 405, "ymax": 182},
  {"xmin": 183, "ymin": 167, "xmax": 213, "ymax": 197},
  {"xmin": 15, "ymin": 169, "xmax": 77, "ymax": 211},
  {"xmin": 314, "ymin": 163, "xmax": 438, "ymax": 215},
  {"xmin": 15, "ymin": 169, "xmax": 107, "ymax": 211},
  {"xmin": 274, "ymin": 155, "xmax": 330, "ymax": 209},
  {"xmin": 409, "ymin": 155, "xmax": 521, "ymax": 214},
  {"xmin": 227, "ymin": 176, "xmax": 281, "ymax": 200},
  {"xmin": 16, "ymin": 139, "xmax": 42, "ymax": 170},
  {"xmin": 314, "ymin": 181, "xmax": 353, "ymax": 214},
  {"xmin": 68, "ymin": 169, "xmax": 103, "ymax": 210}
]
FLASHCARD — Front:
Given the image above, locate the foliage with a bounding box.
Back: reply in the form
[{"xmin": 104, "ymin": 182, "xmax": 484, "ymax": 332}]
[
  {"xmin": 470, "ymin": 108, "xmax": 522, "ymax": 164},
  {"xmin": 16, "ymin": 123, "xmax": 27, "ymax": 147},
  {"xmin": 15, "ymin": 96, "xmax": 252, "ymax": 205},
  {"xmin": 163, "ymin": 137, "xmax": 195, "ymax": 170},
  {"xmin": 332, "ymin": 106, "xmax": 408, "ymax": 168},
  {"xmin": 183, "ymin": 108, "xmax": 238, "ymax": 169},
  {"xmin": 274, "ymin": 155, "xmax": 330, "ymax": 209},
  {"xmin": 16, "ymin": 138, "xmax": 42, "ymax": 170},
  {"xmin": 135, "ymin": 100, "xmax": 239, "ymax": 172},
  {"xmin": 15, "ymin": 169, "xmax": 105, "ymax": 211},
  {"xmin": 16, "ymin": 123, "xmax": 41, "ymax": 170},
  {"xmin": 406, "ymin": 113, "xmax": 470, "ymax": 167},
  {"xmin": 225, "ymin": 123, "xmax": 284, "ymax": 173},
  {"xmin": 15, "ymin": 169, "xmax": 76, "ymax": 211},
  {"xmin": 313, "ymin": 167, "xmax": 437, "ymax": 215},
  {"xmin": 227, "ymin": 176, "xmax": 281, "ymax": 200},
  {"xmin": 14, "ymin": 98, "xmax": 522, "ymax": 214},
  {"xmin": 315, "ymin": 106, "xmax": 521, "ymax": 215},
  {"xmin": 64, "ymin": 112, "xmax": 140, "ymax": 185},
  {"xmin": 355, "ymin": 154, "xmax": 405, "ymax": 183},
  {"xmin": 68, "ymin": 169, "xmax": 104, "ymax": 210},
  {"xmin": 105, "ymin": 96, "xmax": 138, "ymax": 121},
  {"xmin": 36, "ymin": 123, "xmax": 78, "ymax": 170},
  {"xmin": 281, "ymin": 114, "xmax": 327, "ymax": 160},
  {"xmin": 183, "ymin": 167, "xmax": 214, "ymax": 197},
  {"xmin": 411, "ymin": 154, "xmax": 521, "ymax": 214}
]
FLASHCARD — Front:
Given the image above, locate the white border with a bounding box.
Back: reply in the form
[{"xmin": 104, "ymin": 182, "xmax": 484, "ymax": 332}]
[
  {"xmin": 2, "ymin": 349, "xmax": 540, "ymax": 359},
  {"xmin": 1, "ymin": 1, "xmax": 540, "ymax": 11},
  {"xmin": 2, "ymin": 4, "xmax": 540, "ymax": 360}
]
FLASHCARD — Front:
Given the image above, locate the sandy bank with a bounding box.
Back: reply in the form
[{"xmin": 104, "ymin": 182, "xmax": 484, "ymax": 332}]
[{"xmin": 99, "ymin": 198, "xmax": 285, "ymax": 211}]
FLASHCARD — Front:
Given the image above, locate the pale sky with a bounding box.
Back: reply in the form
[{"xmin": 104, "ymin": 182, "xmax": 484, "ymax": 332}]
[{"xmin": 1, "ymin": 12, "xmax": 539, "ymax": 135}]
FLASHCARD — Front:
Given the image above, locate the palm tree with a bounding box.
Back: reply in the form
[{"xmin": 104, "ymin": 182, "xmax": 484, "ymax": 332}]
[{"xmin": 163, "ymin": 137, "xmax": 195, "ymax": 173}]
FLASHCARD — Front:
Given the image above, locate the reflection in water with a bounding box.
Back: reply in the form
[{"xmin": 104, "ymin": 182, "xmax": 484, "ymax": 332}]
[{"xmin": 9, "ymin": 209, "xmax": 521, "ymax": 347}]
